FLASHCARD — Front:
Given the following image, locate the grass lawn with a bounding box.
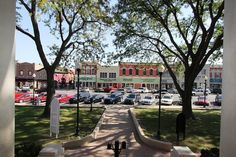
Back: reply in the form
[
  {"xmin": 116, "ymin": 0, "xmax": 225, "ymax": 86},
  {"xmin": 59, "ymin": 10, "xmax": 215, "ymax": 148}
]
[
  {"xmin": 134, "ymin": 108, "xmax": 220, "ymax": 153},
  {"xmin": 15, "ymin": 106, "xmax": 104, "ymax": 146}
]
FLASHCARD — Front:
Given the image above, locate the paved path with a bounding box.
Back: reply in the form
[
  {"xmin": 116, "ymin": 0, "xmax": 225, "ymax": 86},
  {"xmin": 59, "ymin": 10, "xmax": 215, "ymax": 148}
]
[{"xmin": 65, "ymin": 106, "xmax": 170, "ymax": 157}]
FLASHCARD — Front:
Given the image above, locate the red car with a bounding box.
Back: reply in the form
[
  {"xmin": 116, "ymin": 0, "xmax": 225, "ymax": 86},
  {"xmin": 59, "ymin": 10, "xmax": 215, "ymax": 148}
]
[
  {"xmin": 193, "ymin": 96, "xmax": 210, "ymax": 106},
  {"xmin": 33, "ymin": 92, "xmax": 47, "ymax": 103},
  {"xmin": 15, "ymin": 93, "xmax": 38, "ymax": 103},
  {"xmin": 103, "ymin": 86, "xmax": 117, "ymax": 93},
  {"xmin": 56, "ymin": 94, "xmax": 73, "ymax": 103},
  {"xmin": 15, "ymin": 92, "xmax": 25, "ymax": 99}
]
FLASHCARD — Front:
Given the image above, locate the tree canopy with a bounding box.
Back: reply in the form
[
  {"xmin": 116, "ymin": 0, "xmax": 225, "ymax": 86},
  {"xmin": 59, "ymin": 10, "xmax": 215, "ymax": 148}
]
[
  {"xmin": 16, "ymin": 0, "xmax": 112, "ymax": 116},
  {"xmin": 113, "ymin": 0, "xmax": 224, "ymax": 118}
]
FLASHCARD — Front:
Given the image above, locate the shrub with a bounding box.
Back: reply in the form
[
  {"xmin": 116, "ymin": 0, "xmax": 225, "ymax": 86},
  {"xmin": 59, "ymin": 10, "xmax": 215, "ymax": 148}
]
[
  {"xmin": 15, "ymin": 142, "xmax": 42, "ymax": 157},
  {"xmin": 201, "ymin": 148, "xmax": 219, "ymax": 157}
]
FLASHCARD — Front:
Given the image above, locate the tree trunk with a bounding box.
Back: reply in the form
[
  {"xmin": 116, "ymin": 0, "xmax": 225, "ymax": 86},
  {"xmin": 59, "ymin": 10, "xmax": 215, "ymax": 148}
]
[
  {"xmin": 42, "ymin": 70, "xmax": 55, "ymax": 118},
  {"xmin": 182, "ymin": 75, "xmax": 195, "ymax": 119}
]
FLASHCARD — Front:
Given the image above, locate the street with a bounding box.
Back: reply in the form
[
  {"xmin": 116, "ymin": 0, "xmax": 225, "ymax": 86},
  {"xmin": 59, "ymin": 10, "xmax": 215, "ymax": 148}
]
[{"xmin": 15, "ymin": 89, "xmax": 220, "ymax": 109}]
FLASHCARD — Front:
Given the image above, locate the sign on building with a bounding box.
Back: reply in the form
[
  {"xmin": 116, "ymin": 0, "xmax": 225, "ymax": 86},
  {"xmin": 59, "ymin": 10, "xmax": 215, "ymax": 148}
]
[{"xmin": 50, "ymin": 97, "xmax": 60, "ymax": 138}]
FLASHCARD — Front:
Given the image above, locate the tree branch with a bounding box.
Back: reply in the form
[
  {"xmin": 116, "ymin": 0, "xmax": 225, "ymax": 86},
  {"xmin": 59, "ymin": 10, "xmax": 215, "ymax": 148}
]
[{"xmin": 16, "ymin": 25, "xmax": 35, "ymax": 41}]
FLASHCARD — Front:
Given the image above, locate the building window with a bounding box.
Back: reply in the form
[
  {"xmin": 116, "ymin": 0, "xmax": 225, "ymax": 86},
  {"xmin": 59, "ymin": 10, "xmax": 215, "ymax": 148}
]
[
  {"xmin": 202, "ymin": 69, "xmax": 206, "ymax": 75},
  {"xmin": 100, "ymin": 72, "xmax": 107, "ymax": 78},
  {"xmin": 91, "ymin": 68, "xmax": 96, "ymax": 75},
  {"xmin": 28, "ymin": 71, "xmax": 32, "ymax": 76},
  {"xmin": 136, "ymin": 69, "xmax": 139, "ymax": 75},
  {"xmin": 122, "ymin": 69, "xmax": 126, "ymax": 75},
  {"xmin": 109, "ymin": 73, "xmax": 116, "ymax": 78},
  {"xmin": 150, "ymin": 69, "xmax": 153, "ymax": 76},
  {"xmin": 129, "ymin": 69, "xmax": 133, "ymax": 75},
  {"xmin": 81, "ymin": 65, "xmax": 86, "ymax": 74},
  {"xmin": 91, "ymin": 66, "xmax": 97, "ymax": 75},
  {"xmin": 20, "ymin": 70, "xmax": 23, "ymax": 76},
  {"xmin": 86, "ymin": 66, "xmax": 90, "ymax": 75},
  {"xmin": 143, "ymin": 69, "xmax": 146, "ymax": 75}
]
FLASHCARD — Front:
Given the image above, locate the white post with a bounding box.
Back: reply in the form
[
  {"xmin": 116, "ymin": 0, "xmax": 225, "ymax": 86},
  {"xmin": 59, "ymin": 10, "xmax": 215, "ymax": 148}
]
[
  {"xmin": 221, "ymin": 0, "xmax": 236, "ymax": 156},
  {"xmin": 0, "ymin": 0, "xmax": 15, "ymax": 156}
]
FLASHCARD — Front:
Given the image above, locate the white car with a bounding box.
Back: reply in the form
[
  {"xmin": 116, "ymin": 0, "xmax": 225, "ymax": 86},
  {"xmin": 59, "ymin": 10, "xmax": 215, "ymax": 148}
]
[
  {"xmin": 140, "ymin": 96, "xmax": 155, "ymax": 105},
  {"xmin": 161, "ymin": 94, "xmax": 173, "ymax": 105},
  {"xmin": 137, "ymin": 87, "xmax": 149, "ymax": 93},
  {"xmin": 193, "ymin": 88, "xmax": 210, "ymax": 96}
]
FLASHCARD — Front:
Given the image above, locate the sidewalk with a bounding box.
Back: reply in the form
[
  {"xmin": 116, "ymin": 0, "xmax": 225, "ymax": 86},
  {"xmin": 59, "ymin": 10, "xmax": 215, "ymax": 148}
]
[{"xmin": 65, "ymin": 106, "xmax": 170, "ymax": 157}]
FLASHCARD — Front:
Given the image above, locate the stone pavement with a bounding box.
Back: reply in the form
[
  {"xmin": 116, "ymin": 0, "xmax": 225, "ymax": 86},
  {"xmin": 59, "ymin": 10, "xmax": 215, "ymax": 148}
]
[{"xmin": 65, "ymin": 106, "xmax": 170, "ymax": 157}]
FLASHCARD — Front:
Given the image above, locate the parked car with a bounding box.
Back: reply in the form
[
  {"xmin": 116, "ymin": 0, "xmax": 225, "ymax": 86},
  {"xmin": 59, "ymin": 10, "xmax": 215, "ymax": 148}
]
[
  {"xmin": 56, "ymin": 94, "xmax": 73, "ymax": 103},
  {"xmin": 167, "ymin": 88, "xmax": 178, "ymax": 94},
  {"xmin": 123, "ymin": 93, "xmax": 141, "ymax": 105},
  {"xmin": 35, "ymin": 87, "xmax": 47, "ymax": 93},
  {"xmin": 126, "ymin": 87, "xmax": 134, "ymax": 93},
  {"xmin": 84, "ymin": 94, "xmax": 104, "ymax": 104},
  {"xmin": 161, "ymin": 94, "xmax": 173, "ymax": 105},
  {"xmin": 192, "ymin": 88, "xmax": 210, "ymax": 96},
  {"xmin": 212, "ymin": 88, "xmax": 222, "ymax": 94},
  {"xmin": 104, "ymin": 92, "xmax": 123, "ymax": 104},
  {"xmin": 103, "ymin": 86, "xmax": 117, "ymax": 93},
  {"xmin": 214, "ymin": 94, "xmax": 222, "ymax": 106},
  {"xmin": 140, "ymin": 95, "xmax": 155, "ymax": 105},
  {"xmin": 193, "ymin": 95, "xmax": 210, "ymax": 106},
  {"xmin": 33, "ymin": 92, "xmax": 47, "ymax": 103},
  {"xmin": 15, "ymin": 86, "xmax": 22, "ymax": 92},
  {"xmin": 15, "ymin": 93, "xmax": 38, "ymax": 103},
  {"xmin": 154, "ymin": 91, "xmax": 171, "ymax": 99},
  {"xmin": 81, "ymin": 87, "xmax": 90, "ymax": 92},
  {"xmin": 21, "ymin": 85, "xmax": 31, "ymax": 92},
  {"xmin": 15, "ymin": 92, "xmax": 25, "ymax": 99},
  {"xmin": 69, "ymin": 92, "xmax": 90, "ymax": 104},
  {"xmin": 152, "ymin": 89, "xmax": 167, "ymax": 94},
  {"xmin": 117, "ymin": 88, "xmax": 126, "ymax": 94},
  {"xmin": 94, "ymin": 87, "xmax": 104, "ymax": 92},
  {"xmin": 137, "ymin": 87, "xmax": 149, "ymax": 93}
]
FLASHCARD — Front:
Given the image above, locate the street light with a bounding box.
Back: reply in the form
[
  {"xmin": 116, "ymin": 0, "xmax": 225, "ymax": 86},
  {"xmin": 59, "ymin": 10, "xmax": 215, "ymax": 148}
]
[
  {"xmin": 75, "ymin": 62, "xmax": 81, "ymax": 136},
  {"xmin": 204, "ymin": 76, "xmax": 208, "ymax": 108},
  {"xmin": 32, "ymin": 73, "xmax": 36, "ymax": 105},
  {"xmin": 157, "ymin": 64, "xmax": 165, "ymax": 139},
  {"xmin": 107, "ymin": 140, "xmax": 126, "ymax": 157}
]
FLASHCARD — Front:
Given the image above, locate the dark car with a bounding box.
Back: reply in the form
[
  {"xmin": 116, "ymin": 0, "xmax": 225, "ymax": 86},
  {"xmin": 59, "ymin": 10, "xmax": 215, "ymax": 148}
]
[
  {"xmin": 214, "ymin": 94, "xmax": 222, "ymax": 106},
  {"xmin": 69, "ymin": 92, "xmax": 90, "ymax": 104},
  {"xmin": 123, "ymin": 93, "xmax": 141, "ymax": 105},
  {"xmin": 104, "ymin": 92, "xmax": 123, "ymax": 104},
  {"xmin": 84, "ymin": 94, "xmax": 104, "ymax": 104},
  {"xmin": 212, "ymin": 88, "xmax": 222, "ymax": 94}
]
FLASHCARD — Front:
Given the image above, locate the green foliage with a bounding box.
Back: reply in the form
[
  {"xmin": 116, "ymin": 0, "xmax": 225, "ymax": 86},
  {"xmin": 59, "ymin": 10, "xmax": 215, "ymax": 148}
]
[
  {"xmin": 15, "ymin": 106, "xmax": 104, "ymax": 145},
  {"xmin": 16, "ymin": 0, "xmax": 112, "ymax": 68},
  {"xmin": 15, "ymin": 142, "xmax": 42, "ymax": 157},
  {"xmin": 134, "ymin": 108, "xmax": 220, "ymax": 152},
  {"xmin": 113, "ymin": 0, "xmax": 224, "ymax": 117}
]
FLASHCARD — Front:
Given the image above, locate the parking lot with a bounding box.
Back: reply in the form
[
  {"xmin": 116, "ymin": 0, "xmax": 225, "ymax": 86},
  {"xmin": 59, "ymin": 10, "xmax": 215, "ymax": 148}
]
[{"xmin": 15, "ymin": 89, "xmax": 220, "ymax": 108}]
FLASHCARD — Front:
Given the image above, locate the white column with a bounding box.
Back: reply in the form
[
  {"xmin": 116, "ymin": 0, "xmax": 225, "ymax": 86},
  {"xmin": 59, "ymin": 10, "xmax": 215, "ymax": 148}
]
[
  {"xmin": 0, "ymin": 0, "xmax": 15, "ymax": 157},
  {"xmin": 221, "ymin": 0, "xmax": 236, "ymax": 156}
]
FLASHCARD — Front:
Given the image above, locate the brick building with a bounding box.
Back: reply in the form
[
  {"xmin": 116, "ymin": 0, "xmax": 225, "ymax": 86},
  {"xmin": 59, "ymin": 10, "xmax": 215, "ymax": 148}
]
[{"xmin": 15, "ymin": 62, "xmax": 35, "ymax": 88}]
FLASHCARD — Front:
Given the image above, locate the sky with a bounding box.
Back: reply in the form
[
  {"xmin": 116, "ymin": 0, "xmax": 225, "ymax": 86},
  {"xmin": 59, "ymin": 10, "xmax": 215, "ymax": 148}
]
[{"xmin": 16, "ymin": 0, "xmax": 117, "ymax": 65}]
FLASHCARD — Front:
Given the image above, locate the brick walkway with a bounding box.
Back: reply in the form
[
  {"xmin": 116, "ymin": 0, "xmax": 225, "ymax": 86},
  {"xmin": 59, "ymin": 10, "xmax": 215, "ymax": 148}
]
[{"xmin": 65, "ymin": 106, "xmax": 170, "ymax": 157}]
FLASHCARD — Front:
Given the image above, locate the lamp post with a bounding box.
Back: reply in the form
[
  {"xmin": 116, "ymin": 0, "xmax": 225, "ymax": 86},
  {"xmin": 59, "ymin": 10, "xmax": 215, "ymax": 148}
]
[
  {"xmin": 32, "ymin": 73, "xmax": 36, "ymax": 105},
  {"xmin": 157, "ymin": 64, "xmax": 165, "ymax": 139},
  {"xmin": 107, "ymin": 140, "xmax": 126, "ymax": 157},
  {"xmin": 204, "ymin": 76, "xmax": 208, "ymax": 108},
  {"xmin": 75, "ymin": 62, "xmax": 81, "ymax": 136}
]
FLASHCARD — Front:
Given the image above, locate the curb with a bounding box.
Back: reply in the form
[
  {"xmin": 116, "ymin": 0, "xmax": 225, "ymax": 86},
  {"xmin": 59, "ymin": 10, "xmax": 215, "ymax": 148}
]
[
  {"xmin": 129, "ymin": 108, "xmax": 173, "ymax": 152},
  {"xmin": 63, "ymin": 107, "xmax": 106, "ymax": 149}
]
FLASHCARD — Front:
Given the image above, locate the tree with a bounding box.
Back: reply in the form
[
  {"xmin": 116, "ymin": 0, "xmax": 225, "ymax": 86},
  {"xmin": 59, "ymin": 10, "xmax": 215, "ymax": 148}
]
[
  {"xmin": 113, "ymin": 0, "xmax": 223, "ymax": 118},
  {"xmin": 16, "ymin": 0, "xmax": 111, "ymax": 117}
]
